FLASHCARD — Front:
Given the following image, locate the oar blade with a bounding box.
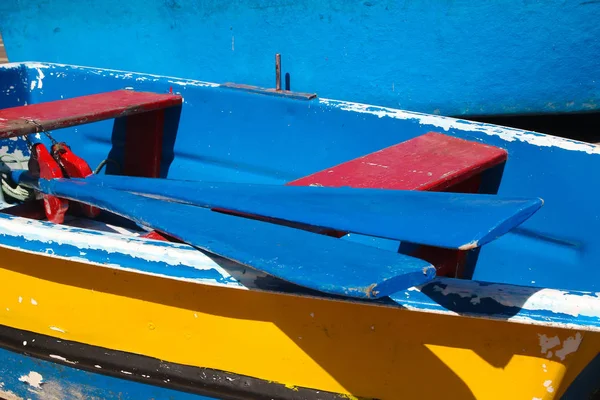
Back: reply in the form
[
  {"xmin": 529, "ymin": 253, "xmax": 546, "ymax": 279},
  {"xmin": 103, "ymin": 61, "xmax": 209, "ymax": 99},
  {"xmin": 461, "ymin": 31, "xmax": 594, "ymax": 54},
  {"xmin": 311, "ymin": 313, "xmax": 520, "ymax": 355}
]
[
  {"xmin": 82, "ymin": 175, "xmax": 543, "ymax": 249},
  {"xmin": 39, "ymin": 178, "xmax": 436, "ymax": 299}
]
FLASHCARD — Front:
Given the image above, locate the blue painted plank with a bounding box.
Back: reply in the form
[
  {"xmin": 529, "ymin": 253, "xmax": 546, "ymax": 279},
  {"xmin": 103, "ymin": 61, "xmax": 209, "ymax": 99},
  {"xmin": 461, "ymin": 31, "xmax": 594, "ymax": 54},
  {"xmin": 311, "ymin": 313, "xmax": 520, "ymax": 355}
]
[
  {"xmin": 37, "ymin": 178, "xmax": 436, "ymax": 299},
  {"xmin": 1, "ymin": 1, "xmax": 598, "ymax": 116},
  {"xmin": 81, "ymin": 175, "xmax": 543, "ymax": 250}
]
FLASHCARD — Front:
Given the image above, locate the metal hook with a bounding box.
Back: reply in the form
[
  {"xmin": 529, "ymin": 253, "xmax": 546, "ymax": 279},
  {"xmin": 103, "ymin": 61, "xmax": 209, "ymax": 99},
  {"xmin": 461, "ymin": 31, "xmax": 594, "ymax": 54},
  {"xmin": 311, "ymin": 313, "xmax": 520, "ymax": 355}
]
[{"xmin": 25, "ymin": 119, "xmax": 57, "ymax": 145}]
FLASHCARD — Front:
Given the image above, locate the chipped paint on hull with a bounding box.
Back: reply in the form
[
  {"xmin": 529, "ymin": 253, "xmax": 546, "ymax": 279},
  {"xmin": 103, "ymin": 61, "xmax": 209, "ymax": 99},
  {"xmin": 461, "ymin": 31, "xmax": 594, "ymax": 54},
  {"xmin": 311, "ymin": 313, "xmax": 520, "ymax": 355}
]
[
  {"xmin": 0, "ymin": 62, "xmax": 597, "ymax": 333},
  {"xmin": 318, "ymin": 98, "xmax": 600, "ymax": 155},
  {"xmin": 391, "ymin": 279, "xmax": 600, "ymax": 332},
  {"xmin": 0, "ymin": 213, "xmax": 246, "ymax": 289},
  {"xmin": 0, "ymin": 208, "xmax": 597, "ymax": 332},
  {"xmin": 0, "ymin": 346, "xmax": 214, "ymax": 399},
  {"xmin": 0, "ymin": 61, "xmax": 598, "ymax": 400}
]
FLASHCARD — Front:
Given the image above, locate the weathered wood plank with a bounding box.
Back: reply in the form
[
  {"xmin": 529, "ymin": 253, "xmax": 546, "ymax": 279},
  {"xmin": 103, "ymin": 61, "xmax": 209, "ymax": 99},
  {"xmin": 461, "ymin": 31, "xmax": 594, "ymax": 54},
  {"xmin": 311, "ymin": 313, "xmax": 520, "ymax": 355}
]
[{"xmin": 0, "ymin": 90, "xmax": 182, "ymax": 138}]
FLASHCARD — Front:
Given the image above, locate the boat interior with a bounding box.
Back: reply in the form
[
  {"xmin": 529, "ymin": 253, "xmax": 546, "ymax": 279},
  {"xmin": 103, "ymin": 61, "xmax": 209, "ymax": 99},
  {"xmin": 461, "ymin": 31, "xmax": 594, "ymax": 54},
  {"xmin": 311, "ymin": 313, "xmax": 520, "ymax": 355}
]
[{"xmin": 0, "ymin": 61, "xmax": 598, "ymax": 296}]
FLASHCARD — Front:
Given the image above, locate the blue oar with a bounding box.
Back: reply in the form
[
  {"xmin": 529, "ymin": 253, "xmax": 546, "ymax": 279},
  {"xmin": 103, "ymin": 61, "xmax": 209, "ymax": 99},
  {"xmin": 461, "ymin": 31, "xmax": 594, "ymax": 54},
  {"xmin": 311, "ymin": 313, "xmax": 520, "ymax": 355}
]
[
  {"xmin": 81, "ymin": 174, "xmax": 543, "ymax": 250},
  {"xmin": 36, "ymin": 178, "xmax": 436, "ymax": 299}
]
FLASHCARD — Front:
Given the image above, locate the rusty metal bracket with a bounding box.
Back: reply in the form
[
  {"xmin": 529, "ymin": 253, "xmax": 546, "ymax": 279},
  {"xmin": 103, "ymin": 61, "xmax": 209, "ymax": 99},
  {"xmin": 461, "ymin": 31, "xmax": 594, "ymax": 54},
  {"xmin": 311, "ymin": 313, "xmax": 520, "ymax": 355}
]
[
  {"xmin": 220, "ymin": 83, "xmax": 317, "ymax": 100},
  {"xmin": 220, "ymin": 54, "xmax": 317, "ymax": 101}
]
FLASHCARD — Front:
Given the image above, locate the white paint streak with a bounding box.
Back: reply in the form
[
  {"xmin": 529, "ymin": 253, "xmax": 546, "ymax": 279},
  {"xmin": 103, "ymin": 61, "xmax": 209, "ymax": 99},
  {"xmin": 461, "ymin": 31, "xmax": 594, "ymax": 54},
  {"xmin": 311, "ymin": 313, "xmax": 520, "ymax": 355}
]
[
  {"xmin": 555, "ymin": 332, "xmax": 583, "ymax": 360},
  {"xmin": 0, "ymin": 216, "xmax": 233, "ymax": 275},
  {"xmin": 459, "ymin": 241, "xmax": 479, "ymax": 251},
  {"xmin": 18, "ymin": 371, "xmax": 43, "ymax": 389},
  {"xmin": 120, "ymin": 370, "xmax": 133, "ymax": 375},
  {"xmin": 430, "ymin": 282, "xmax": 600, "ymax": 319},
  {"xmin": 34, "ymin": 67, "xmax": 45, "ymax": 89},
  {"xmin": 166, "ymin": 79, "xmax": 219, "ymax": 88},
  {"xmin": 49, "ymin": 354, "xmax": 77, "ymax": 364},
  {"xmin": 365, "ymin": 162, "xmax": 389, "ymax": 168},
  {"xmin": 49, "ymin": 326, "xmax": 66, "ymax": 333},
  {"xmin": 319, "ymin": 98, "xmax": 600, "ymax": 155},
  {"xmin": 94, "ymin": 365, "xmax": 102, "ymax": 369},
  {"xmin": 22, "ymin": 341, "xmax": 26, "ymax": 346},
  {"xmin": 538, "ymin": 334, "xmax": 561, "ymax": 354}
]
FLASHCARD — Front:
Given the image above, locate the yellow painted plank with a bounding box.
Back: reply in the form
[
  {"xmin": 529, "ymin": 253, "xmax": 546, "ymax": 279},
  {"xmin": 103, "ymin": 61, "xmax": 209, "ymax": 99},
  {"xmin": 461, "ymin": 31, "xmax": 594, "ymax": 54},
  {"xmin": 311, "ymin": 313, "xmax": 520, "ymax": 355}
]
[{"xmin": 0, "ymin": 247, "xmax": 595, "ymax": 399}]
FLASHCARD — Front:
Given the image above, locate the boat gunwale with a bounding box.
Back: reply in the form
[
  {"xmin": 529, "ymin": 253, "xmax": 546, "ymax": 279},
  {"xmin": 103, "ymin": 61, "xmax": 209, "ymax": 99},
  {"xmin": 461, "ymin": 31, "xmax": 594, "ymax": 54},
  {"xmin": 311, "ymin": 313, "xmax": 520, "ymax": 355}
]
[{"xmin": 0, "ymin": 211, "xmax": 597, "ymax": 332}]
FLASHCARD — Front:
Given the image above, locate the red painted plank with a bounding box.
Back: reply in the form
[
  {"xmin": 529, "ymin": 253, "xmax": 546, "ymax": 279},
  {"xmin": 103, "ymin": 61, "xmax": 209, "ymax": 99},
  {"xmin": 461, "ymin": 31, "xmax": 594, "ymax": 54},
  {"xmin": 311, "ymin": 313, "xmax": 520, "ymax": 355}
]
[
  {"xmin": 289, "ymin": 132, "xmax": 507, "ymax": 191},
  {"xmin": 0, "ymin": 90, "xmax": 182, "ymax": 139},
  {"xmin": 123, "ymin": 110, "xmax": 165, "ymax": 178},
  {"xmin": 288, "ymin": 132, "xmax": 508, "ymax": 277}
]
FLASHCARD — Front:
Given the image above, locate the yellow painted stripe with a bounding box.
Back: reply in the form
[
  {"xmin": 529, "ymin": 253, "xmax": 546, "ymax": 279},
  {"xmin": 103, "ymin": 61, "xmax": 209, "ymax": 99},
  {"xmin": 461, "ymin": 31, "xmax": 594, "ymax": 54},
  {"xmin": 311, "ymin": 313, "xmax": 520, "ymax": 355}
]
[{"xmin": 0, "ymin": 247, "xmax": 595, "ymax": 399}]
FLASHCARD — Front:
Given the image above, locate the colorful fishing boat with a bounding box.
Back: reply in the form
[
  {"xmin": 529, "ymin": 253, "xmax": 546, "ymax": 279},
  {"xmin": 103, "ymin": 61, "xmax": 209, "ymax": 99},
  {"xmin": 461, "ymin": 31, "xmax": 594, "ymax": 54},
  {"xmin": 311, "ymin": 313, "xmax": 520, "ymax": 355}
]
[
  {"xmin": 1, "ymin": 1, "xmax": 599, "ymax": 117},
  {"xmin": 0, "ymin": 61, "xmax": 598, "ymax": 400}
]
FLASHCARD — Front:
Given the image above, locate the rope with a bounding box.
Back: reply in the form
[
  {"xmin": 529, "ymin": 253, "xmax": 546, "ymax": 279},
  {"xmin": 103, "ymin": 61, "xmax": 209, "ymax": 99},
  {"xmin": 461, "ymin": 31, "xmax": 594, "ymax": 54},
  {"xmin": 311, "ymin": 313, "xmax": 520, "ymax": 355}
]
[{"xmin": 94, "ymin": 158, "xmax": 121, "ymax": 175}]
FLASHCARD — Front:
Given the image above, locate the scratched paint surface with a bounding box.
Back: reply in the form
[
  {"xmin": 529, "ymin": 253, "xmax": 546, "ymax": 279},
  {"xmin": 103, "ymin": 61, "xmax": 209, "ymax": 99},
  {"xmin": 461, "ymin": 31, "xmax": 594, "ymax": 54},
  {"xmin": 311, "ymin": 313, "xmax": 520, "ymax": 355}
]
[
  {"xmin": 0, "ymin": 63, "xmax": 598, "ymax": 397},
  {"xmin": 0, "ymin": 249, "xmax": 593, "ymax": 399},
  {"xmin": 0, "ymin": 1, "xmax": 599, "ymax": 116},
  {"xmin": 0, "ymin": 211, "xmax": 599, "ymax": 332},
  {"xmin": 2, "ymin": 62, "xmax": 600, "ymax": 292},
  {"xmin": 0, "ymin": 347, "xmax": 214, "ymax": 399}
]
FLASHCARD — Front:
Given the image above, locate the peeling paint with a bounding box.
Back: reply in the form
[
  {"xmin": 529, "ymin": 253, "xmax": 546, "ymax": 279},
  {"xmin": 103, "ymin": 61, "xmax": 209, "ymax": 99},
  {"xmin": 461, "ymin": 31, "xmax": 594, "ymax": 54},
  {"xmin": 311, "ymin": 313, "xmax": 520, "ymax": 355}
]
[
  {"xmin": 459, "ymin": 240, "xmax": 478, "ymax": 251},
  {"xmin": 18, "ymin": 371, "xmax": 43, "ymax": 389},
  {"xmin": 319, "ymin": 98, "xmax": 600, "ymax": 155},
  {"xmin": 0, "ymin": 387, "xmax": 24, "ymax": 400},
  {"xmin": 430, "ymin": 281, "xmax": 600, "ymax": 319},
  {"xmin": 554, "ymin": 332, "xmax": 583, "ymax": 360},
  {"xmin": 0, "ymin": 215, "xmax": 236, "ymax": 276},
  {"xmin": 543, "ymin": 379, "xmax": 554, "ymax": 393},
  {"xmin": 48, "ymin": 355, "xmax": 77, "ymax": 365},
  {"xmin": 538, "ymin": 334, "xmax": 561, "ymax": 354},
  {"xmin": 34, "ymin": 67, "xmax": 45, "ymax": 90}
]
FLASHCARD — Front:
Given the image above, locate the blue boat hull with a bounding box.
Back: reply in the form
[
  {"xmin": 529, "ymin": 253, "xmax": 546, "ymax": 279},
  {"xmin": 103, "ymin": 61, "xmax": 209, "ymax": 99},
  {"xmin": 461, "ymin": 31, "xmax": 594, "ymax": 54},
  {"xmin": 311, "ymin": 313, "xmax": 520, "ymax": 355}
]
[
  {"xmin": 1, "ymin": 0, "xmax": 599, "ymax": 116},
  {"xmin": 0, "ymin": 62, "xmax": 600, "ymax": 398}
]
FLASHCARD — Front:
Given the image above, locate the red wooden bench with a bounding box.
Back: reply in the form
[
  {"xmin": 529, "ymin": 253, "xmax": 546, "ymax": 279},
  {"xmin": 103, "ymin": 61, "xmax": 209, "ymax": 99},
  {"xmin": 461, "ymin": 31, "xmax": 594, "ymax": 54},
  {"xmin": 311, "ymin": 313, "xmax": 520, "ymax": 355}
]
[
  {"xmin": 0, "ymin": 89, "xmax": 182, "ymax": 177},
  {"xmin": 0, "ymin": 89, "xmax": 182, "ymax": 219},
  {"xmin": 288, "ymin": 132, "xmax": 508, "ymax": 277}
]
